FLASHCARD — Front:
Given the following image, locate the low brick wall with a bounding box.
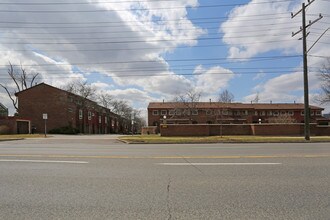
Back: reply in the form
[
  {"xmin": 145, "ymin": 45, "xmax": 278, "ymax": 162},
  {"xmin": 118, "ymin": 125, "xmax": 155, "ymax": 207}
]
[
  {"xmin": 141, "ymin": 126, "xmax": 158, "ymax": 135},
  {"xmin": 160, "ymin": 123, "xmax": 330, "ymax": 136},
  {"xmin": 251, "ymin": 124, "xmax": 304, "ymax": 136}
]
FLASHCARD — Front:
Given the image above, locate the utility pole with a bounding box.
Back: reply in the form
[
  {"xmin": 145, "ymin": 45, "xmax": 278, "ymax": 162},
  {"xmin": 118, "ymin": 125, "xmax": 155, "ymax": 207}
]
[{"xmin": 291, "ymin": 0, "xmax": 323, "ymax": 141}]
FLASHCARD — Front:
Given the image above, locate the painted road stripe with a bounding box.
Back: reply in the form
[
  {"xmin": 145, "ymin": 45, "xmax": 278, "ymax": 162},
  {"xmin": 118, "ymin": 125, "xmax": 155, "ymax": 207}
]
[
  {"xmin": 0, "ymin": 159, "xmax": 88, "ymax": 164},
  {"xmin": 0, "ymin": 154, "xmax": 329, "ymax": 159},
  {"xmin": 157, "ymin": 163, "xmax": 282, "ymax": 166}
]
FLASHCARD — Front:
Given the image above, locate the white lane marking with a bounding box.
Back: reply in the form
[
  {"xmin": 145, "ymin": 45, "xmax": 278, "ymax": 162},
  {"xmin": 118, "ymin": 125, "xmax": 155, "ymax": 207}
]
[
  {"xmin": 0, "ymin": 159, "xmax": 88, "ymax": 164},
  {"xmin": 192, "ymin": 147, "xmax": 261, "ymax": 149},
  {"xmin": 157, "ymin": 163, "xmax": 282, "ymax": 166}
]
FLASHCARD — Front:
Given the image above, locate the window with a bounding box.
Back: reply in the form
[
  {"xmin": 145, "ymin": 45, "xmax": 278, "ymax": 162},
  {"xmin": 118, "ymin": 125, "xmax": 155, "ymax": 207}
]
[
  {"xmin": 273, "ymin": 111, "xmax": 279, "ymax": 116},
  {"xmin": 105, "ymin": 116, "xmax": 108, "ymax": 124},
  {"xmin": 316, "ymin": 111, "xmax": 322, "ymax": 116},
  {"xmin": 192, "ymin": 109, "xmax": 198, "ymax": 115},
  {"xmin": 267, "ymin": 111, "xmax": 273, "ymax": 116},
  {"xmin": 169, "ymin": 110, "xmax": 175, "ymax": 115},
  {"xmin": 79, "ymin": 109, "xmax": 83, "ymax": 119},
  {"xmin": 99, "ymin": 116, "xmax": 102, "ymax": 124},
  {"xmin": 234, "ymin": 111, "xmax": 240, "ymax": 116},
  {"xmin": 243, "ymin": 110, "xmax": 248, "ymax": 116},
  {"xmin": 88, "ymin": 111, "xmax": 92, "ymax": 120},
  {"xmin": 261, "ymin": 111, "xmax": 266, "ymax": 116},
  {"xmin": 152, "ymin": 110, "xmax": 159, "ymax": 116},
  {"xmin": 310, "ymin": 111, "xmax": 314, "ymax": 116},
  {"xmin": 222, "ymin": 110, "xmax": 228, "ymax": 115},
  {"xmin": 288, "ymin": 111, "xmax": 294, "ymax": 116},
  {"xmin": 254, "ymin": 111, "xmax": 258, "ymax": 116},
  {"xmin": 206, "ymin": 110, "xmax": 213, "ymax": 115},
  {"xmin": 68, "ymin": 97, "xmax": 73, "ymax": 102},
  {"xmin": 161, "ymin": 110, "xmax": 167, "ymax": 115},
  {"xmin": 301, "ymin": 111, "xmax": 304, "ymax": 116},
  {"xmin": 183, "ymin": 109, "xmax": 191, "ymax": 115},
  {"xmin": 175, "ymin": 109, "xmax": 182, "ymax": 115},
  {"xmin": 280, "ymin": 111, "xmax": 286, "ymax": 115},
  {"xmin": 68, "ymin": 108, "xmax": 73, "ymax": 113}
]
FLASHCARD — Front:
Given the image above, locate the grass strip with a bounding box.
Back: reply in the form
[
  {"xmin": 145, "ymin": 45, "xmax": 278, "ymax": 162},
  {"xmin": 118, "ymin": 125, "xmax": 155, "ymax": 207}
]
[{"xmin": 119, "ymin": 135, "xmax": 330, "ymax": 144}]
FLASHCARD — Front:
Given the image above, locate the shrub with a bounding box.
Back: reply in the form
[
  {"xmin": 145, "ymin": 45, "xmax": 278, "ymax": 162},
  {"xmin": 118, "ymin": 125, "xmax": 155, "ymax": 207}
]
[
  {"xmin": 49, "ymin": 126, "xmax": 79, "ymax": 134},
  {"xmin": 0, "ymin": 125, "xmax": 10, "ymax": 134}
]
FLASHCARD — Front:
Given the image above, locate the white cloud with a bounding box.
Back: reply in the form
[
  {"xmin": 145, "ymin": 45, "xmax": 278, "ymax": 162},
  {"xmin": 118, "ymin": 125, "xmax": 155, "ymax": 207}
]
[
  {"xmin": 194, "ymin": 65, "xmax": 235, "ymax": 95},
  {"xmin": 0, "ymin": 0, "xmax": 205, "ymax": 114},
  {"xmin": 220, "ymin": 0, "xmax": 329, "ymax": 59}
]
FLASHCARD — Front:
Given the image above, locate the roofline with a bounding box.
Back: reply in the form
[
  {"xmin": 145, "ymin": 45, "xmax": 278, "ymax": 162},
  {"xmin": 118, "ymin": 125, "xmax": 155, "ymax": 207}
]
[{"xmin": 148, "ymin": 102, "xmax": 324, "ymax": 110}]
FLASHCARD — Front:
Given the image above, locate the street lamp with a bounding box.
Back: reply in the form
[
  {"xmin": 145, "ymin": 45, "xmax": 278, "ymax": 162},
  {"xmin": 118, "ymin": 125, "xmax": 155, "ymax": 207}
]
[{"xmin": 163, "ymin": 115, "xmax": 167, "ymax": 124}]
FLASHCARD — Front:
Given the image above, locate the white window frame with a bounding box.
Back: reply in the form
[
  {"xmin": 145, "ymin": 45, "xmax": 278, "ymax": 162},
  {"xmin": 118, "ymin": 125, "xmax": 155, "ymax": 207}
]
[
  {"xmin": 273, "ymin": 111, "xmax": 279, "ymax": 116},
  {"xmin": 88, "ymin": 111, "xmax": 92, "ymax": 120},
  {"xmin": 161, "ymin": 110, "xmax": 167, "ymax": 115},
  {"xmin": 206, "ymin": 110, "xmax": 213, "ymax": 115},
  {"xmin": 152, "ymin": 110, "xmax": 159, "ymax": 116},
  {"xmin": 169, "ymin": 109, "xmax": 175, "ymax": 116},
  {"xmin": 79, "ymin": 109, "xmax": 83, "ymax": 119},
  {"xmin": 288, "ymin": 111, "xmax": 294, "ymax": 116},
  {"xmin": 99, "ymin": 116, "xmax": 102, "ymax": 124},
  {"xmin": 192, "ymin": 109, "xmax": 198, "ymax": 115},
  {"xmin": 316, "ymin": 111, "xmax": 322, "ymax": 116},
  {"xmin": 175, "ymin": 109, "xmax": 182, "ymax": 115}
]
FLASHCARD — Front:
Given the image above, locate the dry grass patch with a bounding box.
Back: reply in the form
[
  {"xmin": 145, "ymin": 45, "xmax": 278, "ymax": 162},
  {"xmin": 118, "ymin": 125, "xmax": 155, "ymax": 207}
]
[
  {"xmin": 0, "ymin": 134, "xmax": 45, "ymax": 140},
  {"xmin": 119, "ymin": 135, "xmax": 330, "ymax": 144}
]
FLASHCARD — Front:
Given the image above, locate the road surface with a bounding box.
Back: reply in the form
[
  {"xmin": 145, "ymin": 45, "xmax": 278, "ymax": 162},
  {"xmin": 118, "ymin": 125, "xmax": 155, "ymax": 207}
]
[{"xmin": 0, "ymin": 135, "xmax": 329, "ymax": 219}]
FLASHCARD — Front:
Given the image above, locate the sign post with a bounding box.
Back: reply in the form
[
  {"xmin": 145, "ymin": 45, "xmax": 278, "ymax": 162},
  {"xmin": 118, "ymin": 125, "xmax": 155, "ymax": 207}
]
[
  {"xmin": 131, "ymin": 113, "xmax": 134, "ymax": 136},
  {"xmin": 43, "ymin": 113, "xmax": 48, "ymax": 138}
]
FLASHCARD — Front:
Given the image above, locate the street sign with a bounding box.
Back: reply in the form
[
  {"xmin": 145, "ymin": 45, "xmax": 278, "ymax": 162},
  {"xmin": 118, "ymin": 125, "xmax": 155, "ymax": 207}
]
[{"xmin": 43, "ymin": 113, "xmax": 48, "ymax": 120}]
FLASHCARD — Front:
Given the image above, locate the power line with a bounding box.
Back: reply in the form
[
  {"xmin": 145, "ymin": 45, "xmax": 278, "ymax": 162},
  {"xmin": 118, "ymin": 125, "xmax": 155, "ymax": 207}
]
[
  {"xmin": 0, "ymin": 70, "xmax": 303, "ymax": 80},
  {"xmin": 0, "ymin": 40, "xmax": 302, "ymax": 52},
  {"xmin": 1, "ymin": 25, "xmax": 301, "ymax": 36},
  {"xmin": 0, "ymin": 37, "xmax": 301, "ymax": 45},
  {"xmin": 0, "ymin": 14, "xmax": 294, "ymax": 25},
  {"xmin": 0, "ymin": 32, "xmax": 298, "ymax": 41},
  {"xmin": 0, "ymin": 55, "xmax": 301, "ymax": 67},
  {"xmin": 0, "ymin": 0, "xmax": 294, "ymax": 6},
  {"xmin": 0, "ymin": 40, "xmax": 302, "ymax": 53}
]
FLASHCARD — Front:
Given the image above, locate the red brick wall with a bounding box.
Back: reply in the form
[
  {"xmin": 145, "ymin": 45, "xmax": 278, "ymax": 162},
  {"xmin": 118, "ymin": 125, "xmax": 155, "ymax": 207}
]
[
  {"xmin": 0, "ymin": 117, "xmax": 16, "ymax": 134},
  {"xmin": 160, "ymin": 123, "xmax": 330, "ymax": 136},
  {"xmin": 17, "ymin": 84, "xmax": 70, "ymax": 133}
]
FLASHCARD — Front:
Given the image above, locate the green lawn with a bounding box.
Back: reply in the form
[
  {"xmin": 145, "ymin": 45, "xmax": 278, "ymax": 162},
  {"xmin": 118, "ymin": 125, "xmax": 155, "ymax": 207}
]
[{"xmin": 119, "ymin": 135, "xmax": 330, "ymax": 144}]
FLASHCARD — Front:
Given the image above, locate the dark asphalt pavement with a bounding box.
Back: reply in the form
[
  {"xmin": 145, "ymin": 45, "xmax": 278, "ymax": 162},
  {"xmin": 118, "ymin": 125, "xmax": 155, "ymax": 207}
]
[{"xmin": 0, "ymin": 136, "xmax": 329, "ymax": 219}]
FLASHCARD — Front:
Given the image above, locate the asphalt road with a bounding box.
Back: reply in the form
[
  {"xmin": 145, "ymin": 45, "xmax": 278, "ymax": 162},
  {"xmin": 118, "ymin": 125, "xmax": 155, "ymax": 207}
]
[{"xmin": 0, "ymin": 135, "xmax": 329, "ymax": 219}]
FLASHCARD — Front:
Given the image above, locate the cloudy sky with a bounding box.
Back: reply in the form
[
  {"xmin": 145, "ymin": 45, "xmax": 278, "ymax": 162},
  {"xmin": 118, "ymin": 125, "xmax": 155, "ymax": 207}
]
[{"xmin": 0, "ymin": 0, "xmax": 329, "ymax": 118}]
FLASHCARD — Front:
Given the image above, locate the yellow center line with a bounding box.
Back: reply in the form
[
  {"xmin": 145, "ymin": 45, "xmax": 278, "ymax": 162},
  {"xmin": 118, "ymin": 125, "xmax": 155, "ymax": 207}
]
[{"xmin": 0, "ymin": 154, "xmax": 329, "ymax": 159}]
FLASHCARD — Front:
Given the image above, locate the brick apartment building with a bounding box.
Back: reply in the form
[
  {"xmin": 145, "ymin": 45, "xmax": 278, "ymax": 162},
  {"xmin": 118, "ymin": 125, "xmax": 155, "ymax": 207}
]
[
  {"xmin": 148, "ymin": 102, "xmax": 328, "ymax": 128},
  {"xmin": 15, "ymin": 83, "xmax": 125, "ymax": 134},
  {"xmin": 0, "ymin": 103, "xmax": 8, "ymax": 117}
]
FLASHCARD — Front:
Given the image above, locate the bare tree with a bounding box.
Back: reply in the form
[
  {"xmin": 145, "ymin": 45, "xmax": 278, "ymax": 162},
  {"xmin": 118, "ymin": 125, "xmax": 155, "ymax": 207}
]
[
  {"xmin": 252, "ymin": 92, "xmax": 260, "ymax": 104},
  {"xmin": 319, "ymin": 58, "xmax": 330, "ymax": 104},
  {"xmin": 268, "ymin": 115, "xmax": 297, "ymax": 124},
  {"xmin": 218, "ymin": 89, "xmax": 234, "ymax": 103},
  {"xmin": 0, "ymin": 62, "xmax": 39, "ymax": 113},
  {"xmin": 172, "ymin": 88, "xmax": 201, "ymax": 123},
  {"xmin": 62, "ymin": 79, "xmax": 97, "ymax": 101}
]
